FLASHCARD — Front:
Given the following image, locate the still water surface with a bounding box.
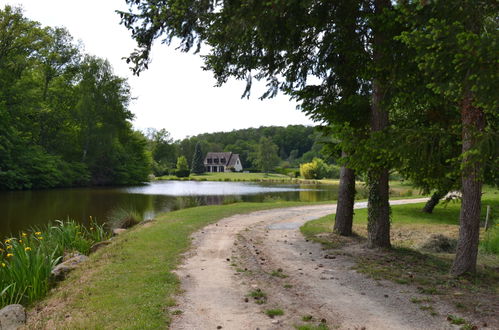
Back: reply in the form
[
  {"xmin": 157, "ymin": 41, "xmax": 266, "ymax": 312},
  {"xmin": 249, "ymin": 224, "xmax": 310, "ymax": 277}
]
[{"xmin": 0, "ymin": 181, "xmax": 352, "ymax": 237}]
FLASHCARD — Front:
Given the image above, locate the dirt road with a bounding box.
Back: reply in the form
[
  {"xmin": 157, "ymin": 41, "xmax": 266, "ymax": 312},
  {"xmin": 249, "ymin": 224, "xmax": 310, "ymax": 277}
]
[{"xmin": 171, "ymin": 199, "xmax": 456, "ymax": 330}]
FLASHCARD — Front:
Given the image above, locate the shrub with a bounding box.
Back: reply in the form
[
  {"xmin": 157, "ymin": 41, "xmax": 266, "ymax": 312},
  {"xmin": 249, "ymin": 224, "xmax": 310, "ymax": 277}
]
[
  {"xmin": 175, "ymin": 169, "xmax": 190, "ymax": 177},
  {"xmin": 300, "ymin": 158, "xmax": 339, "ymax": 179}
]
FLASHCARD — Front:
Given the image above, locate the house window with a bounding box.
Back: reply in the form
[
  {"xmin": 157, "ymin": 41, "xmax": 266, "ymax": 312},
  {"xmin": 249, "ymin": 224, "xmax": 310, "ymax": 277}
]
[
  {"xmin": 221, "ymin": 158, "xmax": 226, "ymax": 164},
  {"xmin": 207, "ymin": 158, "xmax": 212, "ymax": 164},
  {"xmin": 214, "ymin": 158, "xmax": 219, "ymax": 164},
  {"xmin": 220, "ymin": 166, "xmax": 224, "ymax": 172},
  {"xmin": 213, "ymin": 166, "xmax": 218, "ymax": 172}
]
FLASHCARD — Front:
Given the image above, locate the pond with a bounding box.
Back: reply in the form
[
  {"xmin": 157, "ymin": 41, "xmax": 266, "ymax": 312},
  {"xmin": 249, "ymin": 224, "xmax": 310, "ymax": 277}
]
[{"xmin": 0, "ymin": 180, "xmax": 353, "ymax": 238}]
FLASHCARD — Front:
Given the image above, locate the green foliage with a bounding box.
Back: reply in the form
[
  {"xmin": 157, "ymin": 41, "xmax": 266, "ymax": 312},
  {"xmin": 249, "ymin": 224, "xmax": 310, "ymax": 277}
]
[
  {"xmin": 0, "ymin": 6, "xmax": 150, "ymax": 190},
  {"xmin": 251, "ymin": 137, "xmax": 280, "ymax": 174},
  {"xmin": 300, "ymin": 158, "xmax": 340, "ymax": 180},
  {"xmin": 175, "ymin": 156, "xmax": 190, "ymax": 177},
  {"xmin": 191, "ymin": 142, "xmax": 205, "ymax": 174},
  {"xmin": 0, "ymin": 220, "xmax": 110, "ymax": 308}
]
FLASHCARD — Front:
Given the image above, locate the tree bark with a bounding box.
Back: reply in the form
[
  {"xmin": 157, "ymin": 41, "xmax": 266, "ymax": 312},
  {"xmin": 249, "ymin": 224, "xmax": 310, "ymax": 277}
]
[
  {"xmin": 422, "ymin": 191, "xmax": 446, "ymax": 214},
  {"xmin": 367, "ymin": 0, "xmax": 392, "ymax": 248},
  {"xmin": 334, "ymin": 151, "xmax": 356, "ymax": 236},
  {"xmin": 451, "ymin": 90, "xmax": 485, "ymax": 276}
]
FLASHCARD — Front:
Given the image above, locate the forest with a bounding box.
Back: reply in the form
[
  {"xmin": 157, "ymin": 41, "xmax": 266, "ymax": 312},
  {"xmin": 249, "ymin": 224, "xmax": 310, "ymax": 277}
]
[
  {"xmin": 0, "ymin": 6, "xmax": 150, "ymax": 190},
  {"xmin": 145, "ymin": 125, "xmax": 330, "ymax": 177},
  {"xmin": 0, "ymin": 6, "xmax": 333, "ymax": 191}
]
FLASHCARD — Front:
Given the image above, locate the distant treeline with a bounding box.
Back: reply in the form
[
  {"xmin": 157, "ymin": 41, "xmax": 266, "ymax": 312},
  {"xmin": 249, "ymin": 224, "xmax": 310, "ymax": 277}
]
[
  {"xmin": 146, "ymin": 125, "xmax": 332, "ymax": 176},
  {"xmin": 0, "ymin": 6, "xmax": 150, "ymax": 190}
]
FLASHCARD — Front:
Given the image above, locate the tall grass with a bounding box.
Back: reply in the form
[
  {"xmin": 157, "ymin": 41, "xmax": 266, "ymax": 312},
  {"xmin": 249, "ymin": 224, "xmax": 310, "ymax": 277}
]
[
  {"xmin": 0, "ymin": 219, "xmax": 110, "ymax": 308},
  {"xmin": 480, "ymin": 225, "xmax": 499, "ymax": 255},
  {"xmin": 107, "ymin": 208, "xmax": 143, "ymax": 230}
]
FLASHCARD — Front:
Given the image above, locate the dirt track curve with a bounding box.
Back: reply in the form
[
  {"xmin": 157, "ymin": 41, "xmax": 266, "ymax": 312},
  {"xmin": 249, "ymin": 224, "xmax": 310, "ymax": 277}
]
[{"xmin": 171, "ymin": 199, "xmax": 457, "ymax": 330}]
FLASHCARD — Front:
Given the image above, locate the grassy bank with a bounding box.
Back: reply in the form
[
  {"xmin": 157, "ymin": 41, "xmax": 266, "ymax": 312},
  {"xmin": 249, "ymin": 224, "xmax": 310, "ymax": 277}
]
[
  {"xmin": 27, "ymin": 201, "xmax": 324, "ymax": 329},
  {"xmin": 158, "ymin": 172, "xmax": 301, "ymax": 182}
]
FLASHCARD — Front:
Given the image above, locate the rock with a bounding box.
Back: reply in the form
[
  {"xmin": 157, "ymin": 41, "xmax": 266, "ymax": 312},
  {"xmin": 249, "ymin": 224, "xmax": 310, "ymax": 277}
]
[
  {"xmin": 271, "ymin": 320, "xmax": 279, "ymax": 324},
  {"xmin": 0, "ymin": 304, "xmax": 26, "ymax": 330},
  {"xmin": 51, "ymin": 253, "xmax": 89, "ymax": 281},
  {"xmin": 89, "ymin": 240, "xmax": 112, "ymax": 253},
  {"xmin": 113, "ymin": 228, "xmax": 127, "ymax": 235},
  {"xmin": 138, "ymin": 219, "xmax": 155, "ymax": 226}
]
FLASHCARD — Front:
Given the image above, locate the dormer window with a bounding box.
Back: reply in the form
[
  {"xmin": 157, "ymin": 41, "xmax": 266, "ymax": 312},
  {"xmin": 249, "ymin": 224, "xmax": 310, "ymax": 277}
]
[
  {"xmin": 214, "ymin": 158, "xmax": 219, "ymax": 164},
  {"xmin": 207, "ymin": 158, "xmax": 213, "ymax": 164},
  {"xmin": 221, "ymin": 158, "xmax": 226, "ymax": 164}
]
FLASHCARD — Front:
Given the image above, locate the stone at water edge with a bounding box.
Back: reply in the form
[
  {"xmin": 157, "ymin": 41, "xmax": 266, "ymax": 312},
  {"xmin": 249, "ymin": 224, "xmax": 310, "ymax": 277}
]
[
  {"xmin": 51, "ymin": 253, "xmax": 89, "ymax": 281},
  {"xmin": 90, "ymin": 240, "xmax": 112, "ymax": 253},
  {"xmin": 113, "ymin": 228, "xmax": 127, "ymax": 235},
  {"xmin": 0, "ymin": 304, "xmax": 26, "ymax": 330}
]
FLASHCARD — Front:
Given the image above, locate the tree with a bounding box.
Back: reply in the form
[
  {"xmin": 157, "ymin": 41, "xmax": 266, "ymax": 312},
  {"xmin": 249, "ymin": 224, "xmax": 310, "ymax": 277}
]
[
  {"xmin": 118, "ymin": 0, "xmax": 379, "ymax": 241},
  {"xmin": 191, "ymin": 142, "xmax": 205, "ymax": 174},
  {"xmin": 175, "ymin": 156, "xmax": 190, "ymax": 177},
  {"xmin": 251, "ymin": 137, "xmax": 280, "ymax": 174},
  {"xmin": 0, "ymin": 6, "xmax": 151, "ymax": 190},
  {"xmin": 396, "ymin": 0, "xmax": 498, "ymax": 275}
]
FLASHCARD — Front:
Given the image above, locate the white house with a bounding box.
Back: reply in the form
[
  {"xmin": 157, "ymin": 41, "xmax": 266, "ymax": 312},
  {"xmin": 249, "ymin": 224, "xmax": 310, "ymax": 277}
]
[{"xmin": 204, "ymin": 152, "xmax": 243, "ymax": 172}]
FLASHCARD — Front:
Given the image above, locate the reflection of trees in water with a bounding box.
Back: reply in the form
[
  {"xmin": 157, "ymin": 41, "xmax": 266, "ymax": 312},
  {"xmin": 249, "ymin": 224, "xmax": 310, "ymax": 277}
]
[
  {"xmin": 0, "ymin": 183, "xmax": 352, "ymax": 237},
  {"xmin": 170, "ymin": 196, "xmax": 208, "ymax": 211},
  {"xmin": 299, "ymin": 190, "xmax": 321, "ymax": 202}
]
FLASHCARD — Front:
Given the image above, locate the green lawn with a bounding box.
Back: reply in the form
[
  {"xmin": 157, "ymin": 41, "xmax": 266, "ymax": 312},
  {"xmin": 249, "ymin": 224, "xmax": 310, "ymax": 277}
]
[
  {"xmin": 302, "ymin": 185, "xmax": 498, "ymax": 233},
  {"xmin": 158, "ymin": 172, "xmax": 292, "ymax": 181},
  {"xmin": 27, "ymin": 201, "xmax": 322, "ymax": 329}
]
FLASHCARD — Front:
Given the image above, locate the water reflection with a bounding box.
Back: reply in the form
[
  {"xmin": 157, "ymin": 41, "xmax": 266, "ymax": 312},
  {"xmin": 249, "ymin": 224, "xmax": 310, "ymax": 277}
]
[{"xmin": 0, "ymin": 181, "xmax": 342, "ymax": 237}]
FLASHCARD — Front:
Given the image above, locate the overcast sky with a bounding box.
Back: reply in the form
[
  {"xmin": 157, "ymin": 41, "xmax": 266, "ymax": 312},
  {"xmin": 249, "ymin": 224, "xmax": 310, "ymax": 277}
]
[{"xmin": 3, "ymin": 0, "xmax": 316, "ymax": 140}]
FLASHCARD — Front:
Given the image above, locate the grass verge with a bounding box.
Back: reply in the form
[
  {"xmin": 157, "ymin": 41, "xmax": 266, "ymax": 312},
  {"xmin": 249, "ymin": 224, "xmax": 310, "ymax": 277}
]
[{"xmin": 27, "ymin": 201, "xmax": 320, "ymax": 329}]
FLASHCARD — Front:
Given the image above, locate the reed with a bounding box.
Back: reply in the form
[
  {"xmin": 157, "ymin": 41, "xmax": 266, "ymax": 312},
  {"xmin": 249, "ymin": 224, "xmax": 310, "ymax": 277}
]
[{"xmin": 0, "ymin": 219, "xmax": 110, "ymax": 308}]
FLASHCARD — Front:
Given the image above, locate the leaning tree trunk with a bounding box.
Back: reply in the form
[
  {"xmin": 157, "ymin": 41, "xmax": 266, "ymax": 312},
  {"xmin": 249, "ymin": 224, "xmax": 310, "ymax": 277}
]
[
  {"xmin": 451, "ymin": 90, "xmax": 485, "ymax": 276},
  {"xmin": 367, "ymin": 0, "xmax": 392, "ymax": 249},
  {"xmin": 334, "ymin": 151, "xmax": 356, "ymax": 236},
  {"xmin": 422, "ymin": 191, "xmax": 446, "ymax": 214}
]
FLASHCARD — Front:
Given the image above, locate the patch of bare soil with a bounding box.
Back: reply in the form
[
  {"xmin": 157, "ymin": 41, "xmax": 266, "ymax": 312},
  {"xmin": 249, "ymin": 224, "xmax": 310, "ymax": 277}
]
[{"xmin": 171, "ymin": 199, "xmax": 470, "ymax": 329}]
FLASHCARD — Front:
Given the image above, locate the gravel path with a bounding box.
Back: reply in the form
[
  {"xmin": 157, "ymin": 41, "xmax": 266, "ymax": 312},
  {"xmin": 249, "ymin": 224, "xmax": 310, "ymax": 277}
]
[{"xmin": 171, "ymin": 199, "xmax": 455, "ymax": 330}]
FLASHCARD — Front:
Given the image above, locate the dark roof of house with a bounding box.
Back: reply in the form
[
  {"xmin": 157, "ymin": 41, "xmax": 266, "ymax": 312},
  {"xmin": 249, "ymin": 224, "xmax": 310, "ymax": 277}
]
[
  {"xmin": 228, "ymin": 154, "xmax": 240, "ymax": 166},
  {"xmin": 204, "ymin": 152, "xmax": 232, "ymax": 161},
  {"xmin": 204, "ymin": 152, "xmax": 242, "ymax": 167}
]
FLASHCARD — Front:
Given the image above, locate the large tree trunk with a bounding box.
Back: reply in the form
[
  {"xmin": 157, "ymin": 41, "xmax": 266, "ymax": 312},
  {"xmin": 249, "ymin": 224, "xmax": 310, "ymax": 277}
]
[
  {"xmin": 334, "ymin": 151, "xmax": 356, "ymax": 236},
  {"xmin": 367, "ymin": 77, "xmax": 391, "ymax": 248},
  {"xmin": 422, "ymin": 191, "xmax": 446, "ymax": 214},
  {"xmin": 367, "ymin": 0, "xmax": 392, "ymax": 249},
  {"xmin": 451, "ymin": 90, "xmax": 485, "ymax": 276}
]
